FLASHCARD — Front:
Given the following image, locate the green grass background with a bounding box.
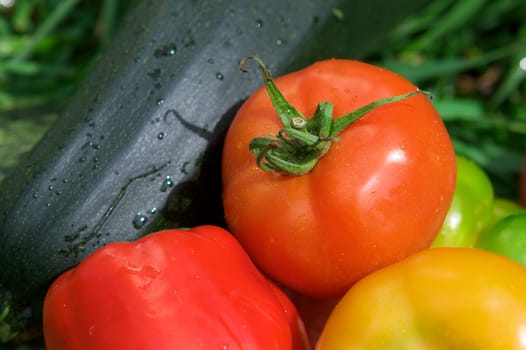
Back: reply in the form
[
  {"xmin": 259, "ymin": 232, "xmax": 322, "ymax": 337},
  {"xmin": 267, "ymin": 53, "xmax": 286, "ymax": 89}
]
[
  {"xmin": 0, "ymin": 0, "xmax": 525, "ymax": 348},
  {"xmin": 1, "ymin": 0, "xmax": 525, "ymax": 197},
  {"xmin": 0, "ymin": 0, "xmax": 135, "ymax": 185}
]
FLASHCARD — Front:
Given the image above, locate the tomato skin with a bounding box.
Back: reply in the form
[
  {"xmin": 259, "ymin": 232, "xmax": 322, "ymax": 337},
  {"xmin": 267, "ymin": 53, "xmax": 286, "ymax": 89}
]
[
  {"xmin": 43, "ymin": 226, "xmax": 309, "ymax": 350},
  {"xmin": 432, "ymin": 155, "xmax": 494, "ymax": 248},
  {"xmin": 316, "ymin": 247, "xmax": 526, "ymax": 349},
  {"xmin": 222, "ymin": 59, "xmax": 456, "ymax": 297},
  {"xmin": 476, "ymin": 214, "xmax": 526, "ymax": 267}
]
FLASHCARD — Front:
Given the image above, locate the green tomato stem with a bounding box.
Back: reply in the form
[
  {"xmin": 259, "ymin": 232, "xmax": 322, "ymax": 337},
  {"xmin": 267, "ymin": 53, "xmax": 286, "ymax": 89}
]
[{"xmin": 240, "ymin": 56, "xmax": 430, "ymax": 176}]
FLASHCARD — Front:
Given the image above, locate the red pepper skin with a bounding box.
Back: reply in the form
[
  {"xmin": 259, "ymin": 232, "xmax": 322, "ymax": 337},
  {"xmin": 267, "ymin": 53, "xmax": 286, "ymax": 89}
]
[{"xmin": 43, "ymin": 225, "xmax": 309, "ymax": 350}]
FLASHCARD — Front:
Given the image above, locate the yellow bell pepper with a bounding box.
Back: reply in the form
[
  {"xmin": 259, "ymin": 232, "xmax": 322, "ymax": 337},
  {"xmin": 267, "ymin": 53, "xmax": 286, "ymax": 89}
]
[{"xmin": 317, "ymin": 248, "xmax": 526, "ymax": 349}]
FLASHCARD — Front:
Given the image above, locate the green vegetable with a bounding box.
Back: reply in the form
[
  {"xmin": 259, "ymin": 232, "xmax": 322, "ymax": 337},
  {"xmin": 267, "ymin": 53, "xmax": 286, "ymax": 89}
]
[
  {"xmin": 432, "ymin": 155, "xmax": 494, "ymax": 247},
  {"xmin": 0, "ymin": 0, "xmax": 428, "ymax": 343},
  {"xmin": 488, "ymin": 197, "xmax": 526, "ymax": 229},
  {"xmin": 476, "ymin": 214, "xmax": 526, "ymax": 267}
]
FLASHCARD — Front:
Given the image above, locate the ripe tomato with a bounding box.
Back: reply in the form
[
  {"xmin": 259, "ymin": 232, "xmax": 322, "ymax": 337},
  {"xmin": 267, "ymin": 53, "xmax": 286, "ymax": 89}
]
[{"xmin": 222, "ymin": 58, "xmax": 456, "ymax": 297}]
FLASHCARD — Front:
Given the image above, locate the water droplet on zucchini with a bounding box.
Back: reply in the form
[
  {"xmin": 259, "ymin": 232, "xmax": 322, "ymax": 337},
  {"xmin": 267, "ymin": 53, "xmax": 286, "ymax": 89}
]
[
  {"xmin": 132, "ymin": 213, "xmax": 148, "ymax": 229},
  {"xmin": 147, "ymin": 68, "xmax": 161, "ymax": 79},
  {"xmin": 160, "ymin": 176, "xmax": 174, "ymax": 192},
  {"xmin": 153, "ymin": 43, "xmax": 177, "ymax": 58}
]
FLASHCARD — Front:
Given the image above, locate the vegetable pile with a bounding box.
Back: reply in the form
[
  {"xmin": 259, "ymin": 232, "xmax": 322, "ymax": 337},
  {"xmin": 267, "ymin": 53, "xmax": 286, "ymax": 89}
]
[
  {"xmin": 39, "ymin": 58, "xmax": 526, "ymax": 349},
  {"xmin": 1, "ymin": 1, "xmax": 526, "ymax": 349}
]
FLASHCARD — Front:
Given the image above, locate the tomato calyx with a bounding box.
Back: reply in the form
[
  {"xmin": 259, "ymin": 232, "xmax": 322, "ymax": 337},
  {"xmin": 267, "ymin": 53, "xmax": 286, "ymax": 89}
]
[{"xmin": 240, "ymin": 56, "xmax": 430, "ymax": 175}]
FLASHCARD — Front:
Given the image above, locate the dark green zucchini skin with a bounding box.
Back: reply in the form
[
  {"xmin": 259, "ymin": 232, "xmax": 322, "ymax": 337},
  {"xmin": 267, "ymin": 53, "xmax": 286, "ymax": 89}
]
[{"xmin": 0, "ymin": 0, "xmax": 426, "ymax": 342}]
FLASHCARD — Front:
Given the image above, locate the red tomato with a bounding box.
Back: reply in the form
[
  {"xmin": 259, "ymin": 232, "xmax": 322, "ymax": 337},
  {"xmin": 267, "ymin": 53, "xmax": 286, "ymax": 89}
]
[
  {"xmin": 222, "ymin": 59, "xmax": 456, "ymax": 297},
  {"xmin": 43, "ymin": 226, "xmax": 309, "ymax": 350}
]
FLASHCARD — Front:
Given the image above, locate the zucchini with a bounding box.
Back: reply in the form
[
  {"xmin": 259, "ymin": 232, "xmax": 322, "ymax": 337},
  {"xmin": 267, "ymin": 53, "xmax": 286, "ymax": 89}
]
[{"xmin": 0, "ymin": 0, "xmax": 427, "ymax": 342}]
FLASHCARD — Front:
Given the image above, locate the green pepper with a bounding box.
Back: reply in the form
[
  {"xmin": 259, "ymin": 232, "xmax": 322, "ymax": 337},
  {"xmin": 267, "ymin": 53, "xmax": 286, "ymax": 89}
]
[
  {"xmin": 476, "ymin": 214, "xmax": 526, "ymax": 267},
  {"xmin": 488, "ymin": 198, "xmax": 526, "ymax": 229},
  {"xmin": 432, "ymin": 155, "xmax": 494, "ymax": 248}
]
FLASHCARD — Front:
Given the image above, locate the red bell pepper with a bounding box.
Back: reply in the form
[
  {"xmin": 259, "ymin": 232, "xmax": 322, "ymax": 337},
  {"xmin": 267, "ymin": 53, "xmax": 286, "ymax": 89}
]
[{"xmin": 43, "ymin": 225, "xmax": 309, "ymax": 350}]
